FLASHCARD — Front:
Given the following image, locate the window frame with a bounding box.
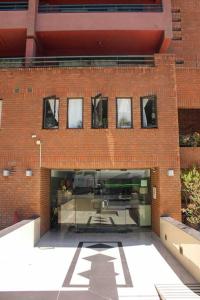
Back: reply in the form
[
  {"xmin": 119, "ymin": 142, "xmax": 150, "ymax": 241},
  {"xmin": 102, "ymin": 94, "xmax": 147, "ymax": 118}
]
[
  {"xmin": 140, "ymin": 95, "xmax": 158, "ymax": 129},
  {"xmin": 91, "ymin": 96, "xmax": 109, "ymax": 129},
  {"xmin": 43, "ymin": 96, "xmax": 59, "ymax": 130},
  {"xmin": 116, "ymin": 97, "xmax": 133, "ymax": 129},
  {"xmin": 67, "ymin": 97, "xmax": 84, "ymax": 129}
]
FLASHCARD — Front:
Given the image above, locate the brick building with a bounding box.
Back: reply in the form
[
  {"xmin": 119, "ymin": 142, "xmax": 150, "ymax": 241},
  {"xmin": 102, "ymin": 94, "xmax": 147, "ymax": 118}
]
[{"xmin": 0, "ymin": 0, "xmax": 199, "ymax": 236}]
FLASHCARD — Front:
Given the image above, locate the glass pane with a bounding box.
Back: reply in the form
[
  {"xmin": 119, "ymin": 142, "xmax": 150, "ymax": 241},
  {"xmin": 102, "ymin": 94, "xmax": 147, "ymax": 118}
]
[
  {"xmin": 68, "ymin": 98, "xmax": 83, "ymax": 128},
  {"xmin": 97, "ymin": 170, "xmax": 151, "ymax": 228},
  {"xmin": 43, "ymin": 98, "xmax": 59, "ymax": 129},
  {"xmin": 74, "ymin": 170, "xmax": 97, "ymax": 229},
  {"xmin": 0, "ymin": 100, "xmax": 2, "ymax": 128},
  {"xmin": 141, "ymin": 96, "xmax": 157, "ymax": 128},
  {"xmin": 117, "ymin": 98, "xmax": 132, "ymax": 128},
  {"xmin": 92, "ymin": 97, "xmax": 108, "ymax": 128},
  {"xmin": 51, "ymin": 171, "xmax": 76, "ymax": 230},
  {"xmin": 96, "ymin": 170, "xmax": 126, "ymax": 227},
  {"xmin": 50, "ymin": 169, "xmax": 151, "ymax": 232}
]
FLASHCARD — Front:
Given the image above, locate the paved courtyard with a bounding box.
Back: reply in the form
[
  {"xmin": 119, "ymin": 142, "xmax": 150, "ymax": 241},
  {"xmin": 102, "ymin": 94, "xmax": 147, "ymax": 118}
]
[{"xmin": 0, "ymin": 230, "xmax": 198, "ymax": 300}]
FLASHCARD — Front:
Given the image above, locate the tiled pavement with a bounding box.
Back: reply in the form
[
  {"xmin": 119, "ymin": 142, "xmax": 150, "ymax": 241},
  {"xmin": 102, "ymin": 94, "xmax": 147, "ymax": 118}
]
[{"xmin": 0, "ymin": 231, "xmax": 198, "ymax": 300}]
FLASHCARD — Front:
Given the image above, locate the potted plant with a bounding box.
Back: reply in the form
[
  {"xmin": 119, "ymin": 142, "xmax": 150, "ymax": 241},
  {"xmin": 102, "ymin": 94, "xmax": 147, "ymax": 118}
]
[{"xmin": 181, "ymin": 167, "xmax": 200, "ymax": 230}]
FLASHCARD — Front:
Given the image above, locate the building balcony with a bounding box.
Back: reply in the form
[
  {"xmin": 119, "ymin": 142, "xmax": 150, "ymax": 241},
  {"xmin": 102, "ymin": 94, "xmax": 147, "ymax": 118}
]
[
  {"xmin": 38, "ymin": 3, "xmax": 163, "ymax": 13},
  {"xmin": 0, "ymin": 3, "xmax": 27, "ymax": 29},
  {"xmin": 0, "ymin": 1, "xmax": 27, "ymax": 56},
  {"xmin": 0, "ymin": 0, "xmax": 172, "ymax": 58},
  {"xmin": 36, "ymin": 0, "xmax": 171, "ymax": 55},
  {"xmin": 0, "ymin": 1, "xmax": 28, "ymax": 11},
  {"xmin": 0, "ymin": 55, "xmax": 155, "ymax": 68},
  {"xmin": 37, "ymin": 5, "xmax": 169, "ymax": 33}
]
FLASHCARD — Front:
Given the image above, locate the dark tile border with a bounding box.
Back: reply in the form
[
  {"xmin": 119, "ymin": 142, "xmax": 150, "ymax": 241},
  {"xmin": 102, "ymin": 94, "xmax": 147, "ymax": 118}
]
[{"xmin": 62, "ymin": 241, "xmax": 133, "ymax": 288}]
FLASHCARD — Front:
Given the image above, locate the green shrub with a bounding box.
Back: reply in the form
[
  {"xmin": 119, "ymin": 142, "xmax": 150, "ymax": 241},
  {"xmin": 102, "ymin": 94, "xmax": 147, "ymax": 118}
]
[
  {"xmin": 181, "ymin": 167, "xmax": 200, "ymax": 225},
  {"xmin": 180, "ymin": 132, "xmax": 200, "ymax": 147}
]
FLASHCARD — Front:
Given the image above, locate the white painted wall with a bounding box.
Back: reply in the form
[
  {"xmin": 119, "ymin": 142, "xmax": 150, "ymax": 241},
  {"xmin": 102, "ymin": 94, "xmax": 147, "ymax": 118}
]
[
  {"xmin": 0, "ymin": 218, "xmax": 40, "ymax": 256},
  {"xmin": 160, "ymin": 217, "xmax": 200, "ymax": 282}
]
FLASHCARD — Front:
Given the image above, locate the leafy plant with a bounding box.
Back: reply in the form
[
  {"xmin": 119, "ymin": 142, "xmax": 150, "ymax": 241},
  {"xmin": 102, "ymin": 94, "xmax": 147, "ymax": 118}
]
[
  {"xmin": 181, "ymin": 167, "xmax": 200, "ymax": 225},
  {"xmin": 190, "ymin": 132, "xmax": 200, "ymax": 147},
  {"xmin": 180, "ymin": 132, "xmax": 200, "ymax": 147}
]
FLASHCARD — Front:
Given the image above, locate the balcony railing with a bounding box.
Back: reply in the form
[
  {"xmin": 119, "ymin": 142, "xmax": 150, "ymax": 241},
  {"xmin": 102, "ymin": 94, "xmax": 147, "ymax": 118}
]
[
  {"xmin": 0, "ymin": 2, "xmax": 28, "ymax": 11},
  {"xmin": 38, "ymin": 4, "xmax": 163, "ymax": 13},
  {"xmin": 0, "ymin": 56, "xmax": 155, "ymax": 68}
]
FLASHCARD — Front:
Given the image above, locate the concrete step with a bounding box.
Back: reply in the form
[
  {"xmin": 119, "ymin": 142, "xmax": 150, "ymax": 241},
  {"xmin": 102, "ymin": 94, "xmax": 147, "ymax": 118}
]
[{"xmin": 156, "ymin": 284, "xmax": 200, "ymax": 300}]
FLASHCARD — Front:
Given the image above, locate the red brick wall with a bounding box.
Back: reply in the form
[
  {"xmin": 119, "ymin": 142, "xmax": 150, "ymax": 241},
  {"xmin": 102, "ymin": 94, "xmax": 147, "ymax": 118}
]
[
  {"xmin": 0, "ymin": 165, "xmax": 50, "ymax": 233},
  {"xmin": 40, "ymin": 168, "xmax": 50, "ymax": 235},
  {"xmin": 170, "ymin": 0, "xmax": 200, "ymax": 66},
  {"xmin": 0, "ymin": 54, "xmax": 181, "ymax": 235},
  {"xmin": 176, "ymin": 68, "xmax": 200, "ymax": 169},
  {"xmin": 176, "ymin": 69, "xmax": 200, "ymax": 109},
  {"xmin": 180, "ymin": 148, "xmax": 200, "ymax": 169},
  {"xmin": 151, "ymin": 166, "xmax": 181, "ymax": 235},
  {"xmin": 0, "ymin": 165, "xmax": 40, "ymax": 229},
  {"xmin": 151, "ymin": 168, "xmax": 160, "ymax": 235},
  {"xmin": 168, "ymin": 0, "xmax": 200, "ymax": 112},
  {"xmin": 173, "ymin": 1, "xmax": 200, "ymax": 173}
]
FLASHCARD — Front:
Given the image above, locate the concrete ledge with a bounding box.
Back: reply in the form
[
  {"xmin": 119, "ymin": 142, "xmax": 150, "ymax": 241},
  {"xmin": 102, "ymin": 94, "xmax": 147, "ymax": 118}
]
[
  {"xmin": 160, "ymin": 217, "xmax": 200, "ymax": 282},
  {"xmin": 156, "ymin": 284, "xmax": 200, "ymax": 300},
  {"xmin": 0, "ymin": 220, "xmax": 32, "ymax": 238},
  {"xmin": 0, "ymin": 217, "xmax": 40, "ymax": 255},
  {"xmin": 161, "ymin": 217, "xmax": 200, "ymax": 241}
]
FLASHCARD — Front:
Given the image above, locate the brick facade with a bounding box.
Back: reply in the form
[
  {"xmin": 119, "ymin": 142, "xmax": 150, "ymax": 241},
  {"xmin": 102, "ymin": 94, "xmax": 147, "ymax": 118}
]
[
  {"xmin": 172, "ymin": 0, "xmax": 200, "ymax": 170},
  {"xmin": 0, "ymin": 55, "xmax": 182, "ymax": 235},
  {"xmin": 0, "ymin": 0, "xmax": 200, "ymax": 236}
]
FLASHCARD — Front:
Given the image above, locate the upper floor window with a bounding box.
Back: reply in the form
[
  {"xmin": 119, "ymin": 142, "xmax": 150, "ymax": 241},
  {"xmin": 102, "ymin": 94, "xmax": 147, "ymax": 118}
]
[
  {"xmin": 116, "ymin": 98, "xmax": 132, "ymax": 128},
  {"xmin": 0, "ymin": 100, "xmax": 2, "ymax": 128},
  {"xmin": 43, "ymin": 96, "xmax": 59, "ymax": 129},
  {"xmin": 67, "ymin": 98, "xmax": 83, "ymax": 129},
  {"xmin": 92, "ymin": 96, "xmax": 108, "ymax": 129},
  {"xmin": 141, "ymin": 95, "xmax": 157, "ymax": 128}
]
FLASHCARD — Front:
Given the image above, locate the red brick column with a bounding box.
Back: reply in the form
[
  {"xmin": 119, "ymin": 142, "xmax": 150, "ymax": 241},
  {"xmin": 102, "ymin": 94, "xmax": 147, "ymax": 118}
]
[
  {"xmin": 25, "ymin": 0, "xmax": 39, "ymax": 58},
  {"xmin": 40, "ymin": 168, "xmax": 51, "ymax": 236},
  {"xmin": 151, "ymin": 167, "xmax": 181, "ymax": 236}
]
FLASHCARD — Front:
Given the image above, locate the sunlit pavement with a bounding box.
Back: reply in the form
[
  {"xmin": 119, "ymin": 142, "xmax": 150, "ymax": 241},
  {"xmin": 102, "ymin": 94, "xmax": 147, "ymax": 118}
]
[{"xmin": 0, "ymin": 231, "xmax": 197, "ymax": 300}]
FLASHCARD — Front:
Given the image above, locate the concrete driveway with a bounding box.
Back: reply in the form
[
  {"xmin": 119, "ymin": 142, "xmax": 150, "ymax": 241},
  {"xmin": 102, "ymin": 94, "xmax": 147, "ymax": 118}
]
[{"xmin": 0, "ymin": 230, "xmax": 198, "ymax": 300}]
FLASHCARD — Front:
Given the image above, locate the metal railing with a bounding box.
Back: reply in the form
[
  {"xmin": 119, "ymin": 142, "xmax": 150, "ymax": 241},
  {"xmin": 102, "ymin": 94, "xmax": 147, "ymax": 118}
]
[
  {"xmin": 38, "ymin": 4, "xmax": 163, "ymax": 13},
  {"xmin": 0, "ymin": 1, "xmax": 28, "ymax": 11},
  {"xmin": 0, "ymin": 56, "xmax": 155, "ymax": 68}
]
